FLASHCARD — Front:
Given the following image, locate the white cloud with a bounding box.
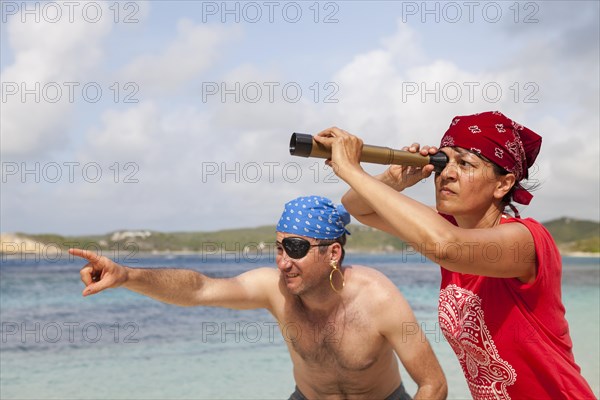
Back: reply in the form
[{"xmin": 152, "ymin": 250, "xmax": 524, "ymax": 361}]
[
  {"xmin": 2, "ymin": 2, "xmax": 598, "ymax": 235},
  {"xmin": 75, "ymin": 15, "xmax": 600, "ymax": 231},
  {"xmin": 1, "ymin": 2, "xmax": 113, "ymax": 158},
  {"xmin": 119, "ymin": 19, "xmax": 241, "ymax": 94},
  {"xmin": 327, "ymin": 20, "xmax": 599, "ymax": 221}
]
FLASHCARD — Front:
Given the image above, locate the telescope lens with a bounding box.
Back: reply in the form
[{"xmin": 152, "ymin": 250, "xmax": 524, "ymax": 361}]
[{"xmin": 289, "ymin": 133, "xmax": 313, "ymax": 157}]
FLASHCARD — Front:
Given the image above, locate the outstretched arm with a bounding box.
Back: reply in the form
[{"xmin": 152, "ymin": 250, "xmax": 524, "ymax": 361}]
[{"xmin": 71, "ymin": 248, "xmax": 278, "ymax": 310}]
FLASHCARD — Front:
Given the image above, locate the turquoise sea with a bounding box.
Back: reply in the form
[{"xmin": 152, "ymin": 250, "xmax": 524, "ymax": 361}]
[{"xmin": 1, "ymin": 253, "xmax": 598, "ymax": 399}]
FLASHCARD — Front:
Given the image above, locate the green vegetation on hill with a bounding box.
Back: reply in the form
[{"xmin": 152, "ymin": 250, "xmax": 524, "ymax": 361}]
[
  {"xmin": 543, "ymin": 217, "xmax": 600, "ymax": 243},
  {"xmin": 344, "ymin": 225, "xmax": 406, "ymax": 252},
  {"xmin": 569, "ymin": 237, "xmax": 600, "ymax": 253},
  {"xmin": 543, "ymin": 217, "xmax": 600, "ymax": 253},
  {"xmin": 18, "ymin": 225, "xmax": 409, "ymax": 253},
  {"xmin": 3, "ymin": 217, "xmax": 599, "ymax": 254},
  {"xmin": 21, "ymin": 227, "xmax": 277, "ymax": 253}
]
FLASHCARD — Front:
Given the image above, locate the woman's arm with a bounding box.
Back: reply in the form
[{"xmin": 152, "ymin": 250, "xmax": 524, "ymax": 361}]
[
  {"xmin": 315, "ymin": 128, "xmax": 536, "ymax": 281},
  {"xmin": 340, "ymin": 139, "xmax": 439, "ymax": 236}
]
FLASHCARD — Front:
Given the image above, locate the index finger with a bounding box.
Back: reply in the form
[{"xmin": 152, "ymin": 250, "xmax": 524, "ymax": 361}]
[
  {"xmin": 315, "ymin": 126, "xmax": 346, "ymax": 138},
  {"xmin": 69, "ymin": 248, "xmax": 101, "ymax": 262},
  {"xmin": 408, "ymin": 143, "xmax": 421, "ymax": 152}
]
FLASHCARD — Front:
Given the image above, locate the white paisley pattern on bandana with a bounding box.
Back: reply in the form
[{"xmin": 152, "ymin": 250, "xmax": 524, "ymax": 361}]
[
  {"xmin": 438, "ymin": 285, "xmax": 517, "ymax": 400},
  {"xmin": 440, "ymin": 135, "xmax": 455, "ymax": 147},
  {"xmin": 468, "ymin": 125, "xmax": 482, "ymax": 134},
  {"xmin": 505, "ymin": 137, "xmax": 525, "ymax": 180}
]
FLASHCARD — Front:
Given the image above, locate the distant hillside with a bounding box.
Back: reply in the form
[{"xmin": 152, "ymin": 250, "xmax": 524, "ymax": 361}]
[
  {"xmin": 2, "ymin": 227, "xmax": 278, "ymax": 254},
  {"xmin": 1, "ymin": 217, "xmax": 599, "ymax": 255},
  {"xmin": 543, "ymin": 217, "xmax": 599, "ymax": 242},
  {"xmin": 1, "ymin": 225, "xmax": 405, "ymax": 254},
  {"xmin": 544, "ymin": 217, "xmax": 600, "ymax": 253}
]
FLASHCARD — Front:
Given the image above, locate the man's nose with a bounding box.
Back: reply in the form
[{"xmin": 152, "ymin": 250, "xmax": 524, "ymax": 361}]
[{"xmin": 277, "ymin": 254, "xmax": 292, "ymax": 270}]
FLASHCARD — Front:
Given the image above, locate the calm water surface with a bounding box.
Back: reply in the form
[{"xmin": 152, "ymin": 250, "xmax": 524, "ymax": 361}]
[{"xmin": 1, "ymin": 253, "xmax": 598, "ymax": 399}]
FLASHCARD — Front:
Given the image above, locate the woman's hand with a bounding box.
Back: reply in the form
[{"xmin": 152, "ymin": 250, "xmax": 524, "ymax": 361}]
[
  {"xmin": 384, "ymin": 143, "xmax": 438, "ymax": 191},
  {"xmin": 313, "ymin": 127, "xmax": 366, "ymax": 182}
]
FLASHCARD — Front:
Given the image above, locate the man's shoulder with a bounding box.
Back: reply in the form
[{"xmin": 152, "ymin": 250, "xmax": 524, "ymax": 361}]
[
  {"xmin": 346, "ymin": 264, "xmax": 392, "ymax": 281},
  {"xmin": 345, "ymin": 266, "xmax": 412, "ymax": 330},
  {"xmin": 345, "ymin": 265, "xmax": 403, "ymax": 299},
  {"xmin": 243, "ymin": 266, "xmax": 280, "ymax": 279},
  {"xmin": 238, "ymin": 267, "xmax": 281, "ymax": 289}
]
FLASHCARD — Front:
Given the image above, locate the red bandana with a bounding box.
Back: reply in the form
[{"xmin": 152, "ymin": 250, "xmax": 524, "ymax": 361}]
[{"xmin": 439, "ymin": 111, "xmax": 542, "ymax": 205}]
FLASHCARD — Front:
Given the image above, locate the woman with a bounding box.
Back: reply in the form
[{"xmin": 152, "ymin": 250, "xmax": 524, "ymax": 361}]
[{"xmin": 314, "ymin": 111, "xmax": 595, "ymax": 399}]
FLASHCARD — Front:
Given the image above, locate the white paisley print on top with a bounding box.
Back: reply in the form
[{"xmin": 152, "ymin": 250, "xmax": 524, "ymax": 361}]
[{"xmin": 439, "ymin": 284, "xmax": 517, "ymax": 399}]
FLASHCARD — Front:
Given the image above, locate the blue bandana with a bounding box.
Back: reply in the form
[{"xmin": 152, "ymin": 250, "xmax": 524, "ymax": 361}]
[{"xmin": 277, "ymin": 196, "xmax": 351, "ymax": 239}]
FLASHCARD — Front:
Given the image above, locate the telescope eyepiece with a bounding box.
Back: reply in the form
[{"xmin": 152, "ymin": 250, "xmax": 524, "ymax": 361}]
[{"xmin": 429, "ymin": 152, "xmax": 449, "ymax": 173}]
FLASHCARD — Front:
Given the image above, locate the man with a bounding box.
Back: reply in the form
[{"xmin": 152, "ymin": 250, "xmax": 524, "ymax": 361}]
[{"xmin": 71, "ymin": 196, "xmax": 447, "ymax": 400}]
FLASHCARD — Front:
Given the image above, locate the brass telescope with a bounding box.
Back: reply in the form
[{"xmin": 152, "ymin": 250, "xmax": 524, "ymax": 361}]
[{"xmin": 289, "ymin": 133, "xmax": 448, "ymax": 172}]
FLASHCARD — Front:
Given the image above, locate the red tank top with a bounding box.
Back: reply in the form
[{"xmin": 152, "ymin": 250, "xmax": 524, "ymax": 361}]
[{"xmin": 438, "ymin": 216, "xmax": 595, "ymax": 399}]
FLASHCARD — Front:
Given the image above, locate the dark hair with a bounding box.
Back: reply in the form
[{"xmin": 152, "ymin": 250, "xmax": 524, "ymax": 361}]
[
  {"xmin": 476, "ymin": 152, "xmax": 539, "ymax": 211},
  {"xmin": 486, "ymin": 160, "xmax": 514, "ymax": 204},
  {"xmin": 317, "ymin": 234, "xmax": 347, "ymax": 265}
]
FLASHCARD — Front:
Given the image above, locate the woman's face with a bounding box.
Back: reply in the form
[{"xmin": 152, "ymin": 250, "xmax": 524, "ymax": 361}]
[{"xmin": 435, "ymin": 147, "xmax": 507, "ymax": 217}]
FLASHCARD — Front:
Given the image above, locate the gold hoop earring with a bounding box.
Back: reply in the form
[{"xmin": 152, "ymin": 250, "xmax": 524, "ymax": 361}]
[{"xmin": 329, "ymin": 259, "xmax": 345, "ymax": 293}]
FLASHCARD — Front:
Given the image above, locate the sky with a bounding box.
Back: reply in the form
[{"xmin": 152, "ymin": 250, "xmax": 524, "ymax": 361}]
[{"xmin": 1, "ymin": 0, "xmax": 599, "ymax": 235}]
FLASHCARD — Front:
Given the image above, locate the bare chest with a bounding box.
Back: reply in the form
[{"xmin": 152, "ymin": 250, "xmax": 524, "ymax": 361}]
[{"xmin": 281, "ymin": 306, "xmax": 385, "ymax": 371}]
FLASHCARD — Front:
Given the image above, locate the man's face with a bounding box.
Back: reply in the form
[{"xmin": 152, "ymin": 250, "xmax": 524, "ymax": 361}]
[{"xmin": 275, "ymin": 232, "xmax": 331, "ymax": 296}]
